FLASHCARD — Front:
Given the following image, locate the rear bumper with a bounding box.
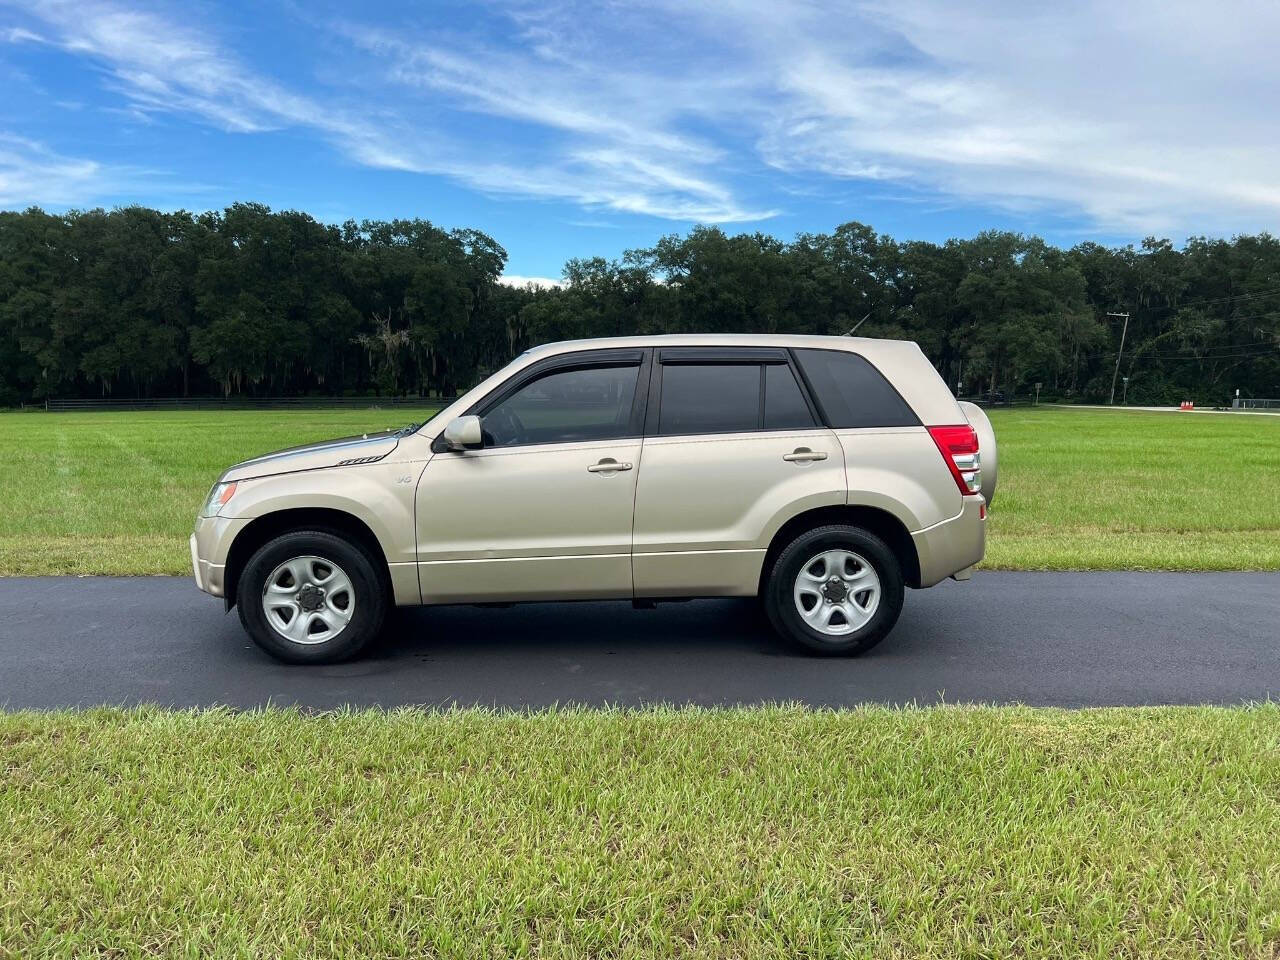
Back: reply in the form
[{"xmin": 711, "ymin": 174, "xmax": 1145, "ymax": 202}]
[
  {"xmin": 190, "ymin": 533, "xmax": 205, "ymax": 591},
  {"xmin": 190, "ymin": 515, "xmax": 248, "ymax": 599},
  {"xmin": 912, "ymin": 496, "xmax": 985, "ymax": 587}
]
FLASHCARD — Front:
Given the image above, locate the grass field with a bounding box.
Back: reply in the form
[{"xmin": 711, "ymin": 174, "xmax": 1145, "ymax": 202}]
[
  {"xmin": 3, "ymin": 415, "xmax": 1276, "ymax": 957},
  {"xmin": 988, "ymin": 407, "xmax": 1280, "ymax": 570},
  {"xmin": 0, "ymin": 406, "xmax": 1276, "ymax": 575},
  {"xmin": 2, "ymin": 705, "xmax": 1278, "ymax": 958}
]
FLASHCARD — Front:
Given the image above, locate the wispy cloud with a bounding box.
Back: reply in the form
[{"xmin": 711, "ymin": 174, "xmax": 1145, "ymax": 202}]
[
  {"xmin": 0, "ymin": 133, "xmax": 131, "ymax": 206},
  {"xmin": 338, "ymin": 0, "xmax": 1280, "ymax": 234},
  {"xmin": 4, "ymin": 0, "xmax": 424, "ymax": 169},
  {"xmin": 736, "ymin": 0, "xmax": 1280, "ymax": 233},
  {"xmin": 6, "ymin": 0, "xmax": 1280, "ymax": 235},
  {"xmin": 340, "ymin": 22, "xmax": 775, "ymax": 222},
  {"xmin": 4, "ymin": 24, "xmax": 43, "ymax": 43},
  {"xmin": 5, "ymin": 0, "xmax": 773, "ymax": 223}
]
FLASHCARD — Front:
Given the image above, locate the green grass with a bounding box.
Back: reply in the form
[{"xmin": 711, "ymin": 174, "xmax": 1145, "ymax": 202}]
[
  {"xmin": 985, "ymin": 408, "xmax": 1280, "ymax": 570},
  {"xmin": 0, "ymin": 408, "xmax": 429, "ymax": 576},
  {"xmin": 2, "ymin": 705, "xmax": 1278, "ymax": 958},
  {"xmin": 0, "ymin": 406, "xmax": 1276, "ymax": 575}
]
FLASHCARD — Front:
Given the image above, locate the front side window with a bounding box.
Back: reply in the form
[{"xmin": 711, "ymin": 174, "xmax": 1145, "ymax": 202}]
[
  {"xmin": 482, "ymin": 364, "xmax": 640, "ymax": 447},
  {"xmin": 658, "ymin": 364, "xmax": 760, "ymax": 435}
]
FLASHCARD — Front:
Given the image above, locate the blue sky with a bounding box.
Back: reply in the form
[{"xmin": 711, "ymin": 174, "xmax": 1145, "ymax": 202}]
[{"xmin": 3, "ymin": 0, "xmax": 1279, "ymax": 283}]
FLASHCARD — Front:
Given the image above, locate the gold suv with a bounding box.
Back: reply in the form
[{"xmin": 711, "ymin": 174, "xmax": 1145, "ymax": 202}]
[{"xmin": 192, "ymin": 335, "xmax": 996, "ymax": 663}]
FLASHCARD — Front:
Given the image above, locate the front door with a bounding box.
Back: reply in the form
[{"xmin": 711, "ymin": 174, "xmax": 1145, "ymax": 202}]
[{"xmin": 416, "ymin": 351, "xmax": 647, "ymax": 603}]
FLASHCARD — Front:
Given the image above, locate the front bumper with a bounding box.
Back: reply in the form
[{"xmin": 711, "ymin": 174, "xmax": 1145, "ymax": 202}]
[
  {"xmin": 911, "ymin": 496, "xmax": 985, "ymax": 587},
  {"xmin": 190, "ymin": 515, "xmax": 249, "ymax": 598}
]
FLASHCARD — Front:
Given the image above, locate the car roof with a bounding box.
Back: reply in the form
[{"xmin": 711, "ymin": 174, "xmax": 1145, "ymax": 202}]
[{"xmin": 525, "ymin": 333, "xmax": 914, "ymax": 354}]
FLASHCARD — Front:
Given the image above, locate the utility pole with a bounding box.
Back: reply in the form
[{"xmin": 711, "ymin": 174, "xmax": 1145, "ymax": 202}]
[{"xmin": 1107, "ymin": 312, "xmax": 1130, "ymax": 405}]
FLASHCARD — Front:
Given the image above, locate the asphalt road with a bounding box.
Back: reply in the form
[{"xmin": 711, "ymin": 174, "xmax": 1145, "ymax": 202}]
[{"xmin": 1, "ymin": 573, "xmax": 1276, "ymax": 709}]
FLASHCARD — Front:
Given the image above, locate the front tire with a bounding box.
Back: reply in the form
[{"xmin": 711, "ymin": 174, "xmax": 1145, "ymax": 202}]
[
  {"xmin": 764, "ymin": 524, "xmax": 904, "ymax": 655},
  {"xmin": 237, "ymin": 529, "xmax": 387, "ymax": 664}
]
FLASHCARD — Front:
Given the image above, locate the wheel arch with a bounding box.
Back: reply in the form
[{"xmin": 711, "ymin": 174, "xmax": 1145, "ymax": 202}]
[
  {"xmin": 222, "ymin": 507, "xmax": 392, "ymax": 610},
  {"xmin": 758, "ymin": 504, "xmax": 922, "ymax": 593}
]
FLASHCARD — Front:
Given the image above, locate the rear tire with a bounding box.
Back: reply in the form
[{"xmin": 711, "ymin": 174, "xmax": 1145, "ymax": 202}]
[
  {"xmin": 237, "ymin": 529, "xmax": 387, "ymax": 664},
  {"xmin": 764, "ymin": 524, "xmax": 904, "ymax": 655}
]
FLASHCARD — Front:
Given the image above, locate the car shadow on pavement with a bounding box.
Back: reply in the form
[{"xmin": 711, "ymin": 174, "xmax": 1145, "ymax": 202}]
[{"xmin": 370, "ymin": 598, "xmax": 784, "ymax": 661}]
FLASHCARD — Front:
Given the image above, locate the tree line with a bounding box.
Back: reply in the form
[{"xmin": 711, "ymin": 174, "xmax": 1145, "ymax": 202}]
[{"xmin": 1, "ymin": 202, "xmax": 1277, "ymax": 406}]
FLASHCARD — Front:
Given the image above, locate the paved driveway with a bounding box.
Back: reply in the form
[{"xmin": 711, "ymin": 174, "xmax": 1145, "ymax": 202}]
[{"xmin": 1, "ymin": 572, "xmax": 1276, "ymax": 709}]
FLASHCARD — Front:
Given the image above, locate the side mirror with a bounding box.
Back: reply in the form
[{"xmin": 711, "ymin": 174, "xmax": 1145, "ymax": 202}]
[{"xmin": 441, "ymin": 415, "xmax": 483, "ymax": 451}]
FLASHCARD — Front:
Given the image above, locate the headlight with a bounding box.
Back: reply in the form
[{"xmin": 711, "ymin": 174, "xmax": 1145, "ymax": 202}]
[{"xmin": 201, "ymin": 481, "xmax": 238, "ymax": 518}]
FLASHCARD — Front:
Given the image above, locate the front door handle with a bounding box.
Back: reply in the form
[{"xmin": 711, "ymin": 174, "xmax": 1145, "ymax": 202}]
[
  {"xmin": 783, "ymin": 448, "xmax": 828, "ymax": 463},
  {"xmin": 587, "ymin": 458, "xmax": 633, "ymax": 473}
]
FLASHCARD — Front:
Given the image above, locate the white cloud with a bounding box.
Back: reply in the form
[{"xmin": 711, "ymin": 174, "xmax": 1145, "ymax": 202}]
[
  {"xmin": 0, "ymin": 133, "xmax": 128, "ymax": 207},
  {"xmin": 499, "ymin": 275, "xmax": 564, "ymax": 289},
  {"xmin": 735, "ymin": 0, "xmax": 1280, "ymax": 233},
  {"xmin": 341, "ymin": 24, "xmax": 775, "ymax": 222},
  {"xmin": 342, "ymin": 0, "xmax": 1280, "ymax": 235},
  {"xmin": 6, "ymin": 0, "xmax": 772, "ymax": 223},
  {"xmin": 8, "ymin": 0, "xmax": 1280, "ymax": 235},
  {"xmin": 4, "ymin": 25, "xmax": 44, "ymax": 43},
  {"xmin": 4, "ymin": 0, "xmax": 425, "ymax": 170}
]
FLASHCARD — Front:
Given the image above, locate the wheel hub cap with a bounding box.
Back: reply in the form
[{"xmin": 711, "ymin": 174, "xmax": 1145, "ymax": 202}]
[
  {"xmin": 821, "ymin": 577, "xmax": 848, "ymax": 603},
  {"xmin": 792, "ymin": 548, "xmax": 882, "ymax": 638},
  {"xmin": 262, "ymin": 555, "xmax": 355, "ymax": 645},
  {"xmin": 296, "ymin": 583, "xmax": 325, "ymax": 612}
]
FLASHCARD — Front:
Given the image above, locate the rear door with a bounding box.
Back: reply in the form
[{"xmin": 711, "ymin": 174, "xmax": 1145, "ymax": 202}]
[
  {"xmin": 791, "ymin": 347, "xmax": 959, "ymax": 531},
  {"xmin": 631, "ymin": 348, "xmax": 847, "ymax": 597}
]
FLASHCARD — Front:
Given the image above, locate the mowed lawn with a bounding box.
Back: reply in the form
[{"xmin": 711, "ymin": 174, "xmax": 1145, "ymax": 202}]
[
  {"xmin": 3, "ymin": 705, "xmax": 1279, "ymax": 958},
  {"xmin": 0, "ymin": 406, "xmax": 1276, "ymax": 574},
  {"xmin": 986, "ymin": 407, "xmax": 1280, "ymax": 570},
  {"xmin": 0, "ymin": 408, "xmax": 427, "ymax": 576}
]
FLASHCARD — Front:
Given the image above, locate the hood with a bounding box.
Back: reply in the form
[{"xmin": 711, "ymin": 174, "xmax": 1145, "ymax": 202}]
[{"xmin": 220, "ymin": 430, "xmax": 401, "ymax": 482}]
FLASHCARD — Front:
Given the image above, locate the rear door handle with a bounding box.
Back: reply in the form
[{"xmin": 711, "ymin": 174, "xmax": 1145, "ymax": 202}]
[
  {"xmin": 783, "ymin": 448, "xmax": 828, "ymax": 462},
  {"xmin": 587, "ymin": 458, "xmax": 633, "ymax": 473}
]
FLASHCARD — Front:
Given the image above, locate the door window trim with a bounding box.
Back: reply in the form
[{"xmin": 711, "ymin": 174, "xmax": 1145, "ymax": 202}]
[{"xmin": 643, "ymin": 347, "xmax": 823, "ymax": 438}]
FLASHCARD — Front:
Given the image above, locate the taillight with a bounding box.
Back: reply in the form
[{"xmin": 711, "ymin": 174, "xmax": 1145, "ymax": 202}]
[{"xmin": 928, "ymin": 424, "xmax": 981, "ymax": 496}]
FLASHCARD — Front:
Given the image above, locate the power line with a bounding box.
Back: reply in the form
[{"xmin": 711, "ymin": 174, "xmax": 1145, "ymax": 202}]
[
  {"xmin": 1073, "ymin": 344, "xmax": 1278, "ymax": 362},
  {"xmin": 1117, "ymin": 286, "xmax": 1280, "ymax": 315},
  {"xmin": 1140, "ymin": 340, "xmax": 1279, "ymax": 357}
]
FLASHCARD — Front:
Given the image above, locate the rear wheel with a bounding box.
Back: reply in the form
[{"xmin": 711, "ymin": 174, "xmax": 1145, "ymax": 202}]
[
  {"xmin": 764, "ymin": 524, "xmax": 904, "ymax": 655},
  {"xmin": 237, "ymin": 529, "xmax": 387, "ymax": 664}
]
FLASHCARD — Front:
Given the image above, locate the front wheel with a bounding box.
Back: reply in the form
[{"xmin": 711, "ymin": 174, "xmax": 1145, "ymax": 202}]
[
  {"xmin": 764, "ymin": 524, "xmax": 904, "ymax": 655},
  {"xmin": 237, "ymin": 530, "xmax": 387, "ymax": 664}
]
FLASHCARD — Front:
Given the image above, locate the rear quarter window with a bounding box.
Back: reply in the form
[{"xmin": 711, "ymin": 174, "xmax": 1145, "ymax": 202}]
[{"xmin": 793, "ymin": 349, "xmax": 920, "ymax": 429}]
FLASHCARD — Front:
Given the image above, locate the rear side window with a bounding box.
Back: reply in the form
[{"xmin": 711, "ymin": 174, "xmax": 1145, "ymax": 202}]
[
  {"xmin": 793, "ymin": 349, "xmax": 920, "ymax": 428},
  {"xmin": 659, "ymin": 364, "xmax": 759, "ymax": 434},
  {"xmin": 763, "ymin": 363, "xmax": 815, "ymax": 429}
]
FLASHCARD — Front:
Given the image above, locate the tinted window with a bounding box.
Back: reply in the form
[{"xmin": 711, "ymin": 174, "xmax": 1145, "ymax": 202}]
[
  {"xmin": 482, "ymin": 364, "xmax": 640, "ymax": 446},
  {"xmin": 659, "ymin": 364, "xmax": 760, "ymax": 434},
  {"xmin": 763, "ymin": 363, "xmax": 815, "ymax": 430},
  {"xmin": 793, "ymin": 349, "xmax": 919, "ymax": 428}
]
